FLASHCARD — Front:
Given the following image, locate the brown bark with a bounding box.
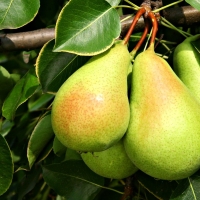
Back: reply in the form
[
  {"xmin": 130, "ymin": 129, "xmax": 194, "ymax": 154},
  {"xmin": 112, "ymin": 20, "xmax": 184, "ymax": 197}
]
[
  {"xmin": 0, "ymin": 6, "xmax": 200, "ymax": 52},
  {"xmin": 0, "ymin": 28, "xmax": 55, "ymax": 52}
]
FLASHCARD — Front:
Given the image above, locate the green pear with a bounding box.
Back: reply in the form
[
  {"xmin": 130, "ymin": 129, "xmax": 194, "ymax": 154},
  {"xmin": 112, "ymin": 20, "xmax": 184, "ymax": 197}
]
[
  {"xmin": 51, "ymin": 40, "xmax": 131, "ymax": 152},
  {"xmin": 124, "ymin": 44, "xmax": 200, "ymax": 180},
  {"xmin": 173, "ymin": 34, "xmax": 200, "ymax": 101},
  {"xmin": 81, "ymin": 139, "xmax": 138, "ymax": 179}
]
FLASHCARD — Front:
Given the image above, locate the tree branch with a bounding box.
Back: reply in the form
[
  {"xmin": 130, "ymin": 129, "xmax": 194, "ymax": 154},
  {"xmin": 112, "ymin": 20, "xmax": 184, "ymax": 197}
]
[
  {"xmin": 0, "ymin": 6, "xmax": 199, "ymax": 52},
  {"xmin": 0, "ymin": 28, "xmax": 55, "ymax": 52}
]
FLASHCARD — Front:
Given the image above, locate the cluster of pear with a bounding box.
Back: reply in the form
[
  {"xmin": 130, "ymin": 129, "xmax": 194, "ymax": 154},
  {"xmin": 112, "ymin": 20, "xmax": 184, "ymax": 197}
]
[{"xmin": 51, "ymin": 8, "xmax": 200, "ymax": 180}]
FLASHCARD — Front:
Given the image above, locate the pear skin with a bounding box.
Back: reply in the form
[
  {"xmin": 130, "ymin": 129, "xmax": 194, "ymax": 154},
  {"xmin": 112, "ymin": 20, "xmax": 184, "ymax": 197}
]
[
  {"xmin": 81, "ymin": 139, "xmax": 138, "ymax": 179},
  {"xmin": 52, "ymin": 41, "xmax": 131, "ymax": 152},
  {"xmin": 173, "ymin": 34, "xmax": 200, "ymax": 101},
  {"xmin": 124, "ymin": 44, "xmax": 200, "ymax": 180}
]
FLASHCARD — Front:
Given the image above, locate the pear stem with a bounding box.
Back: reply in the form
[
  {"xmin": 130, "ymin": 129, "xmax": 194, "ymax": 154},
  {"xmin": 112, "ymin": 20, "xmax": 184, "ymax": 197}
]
[
  {"xmin": 147, "ymin": 11, "xmax": 158, "ymax": 46},
  {"xmin": 120, "ymin": 175, "xmax": 135, "ymax": 200},
  {"xmin": 123, "ymin": 7, "xmax": 146, "ymax": 45},
  {"xmin": 124, "ymin": 0, "xmax": 140, "ymax": 10},
  {"xmin": 130, "ymin": 18, "xmax": 150, "ymax": 57}
]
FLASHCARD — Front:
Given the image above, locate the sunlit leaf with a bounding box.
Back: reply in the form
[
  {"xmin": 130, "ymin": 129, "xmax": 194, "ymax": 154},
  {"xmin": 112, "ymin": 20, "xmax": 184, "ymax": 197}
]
[{"xmin": 54, "ymin": 0, "xmax": 121, "ymax": 55}]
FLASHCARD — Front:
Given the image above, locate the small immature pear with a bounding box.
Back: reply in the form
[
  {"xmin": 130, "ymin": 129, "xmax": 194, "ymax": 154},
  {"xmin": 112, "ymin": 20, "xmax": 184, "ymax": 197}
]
[
  {"xmin": 81, "ymin": 139, "xmax": 138, "ymax": 179},
  {"xmin": 51, "ymin": 40, "xmax": 131, "ymax": 152},
  {"xmin": 173, "ymin": 34, "xmax": 200, "ymax": 101},
  {"xmin": 124, "ymin": 44, "xmax": 200, "ymax": 180}
]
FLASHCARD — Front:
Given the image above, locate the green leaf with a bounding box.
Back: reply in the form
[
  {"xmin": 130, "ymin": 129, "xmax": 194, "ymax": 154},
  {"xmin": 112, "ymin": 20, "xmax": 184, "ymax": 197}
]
[
  {"xmin": 17, "ymin": 167, "xmax": 42, "ymax": 200},
  {"xmin": 0, "ymin": 0, "xmax": 40, "ymax": 29},
  {"xmin": 0, "ymin": 119, "xmax": 14, "ymax": 137},
  {"xmin": 0, "ymin": 134, "xmax": 13, "ymax": 195},
  {"xmin": 0, "ymin": 66, "xmax": 15, "ymax": 112},
  {"xmin": 10, "ymin": 74, "xmax": 21, "ymax": 83},
  {"xmin": 2, "ymin": 67, "xmax": 39, "ymax": 121},
  {"xmin": 106, "ymin": 0, "xmax": 121, "ymax": 6},
  {"xmin": 36, "ymin": 39, "xmax": 90, "ymax": 93},
  {"xmin": 136, "ymin": 171, "xmax": 178, "ymax": 199},
  {"xmin": 39, "ymin": 0, "xmax": 62, "ymax": 25},
  {"xmin": 185, "ymin": 0, "xmax": 200, "ymax": 11},
  {"xmin": 53, "ymin": 136, "xmax": 67, "ymax": 157},
  {"xmin": 54, "ymin": 0, "xmax": 121, "ymax": 55},
  {"xmin": 27, "ymin": 114, "xmax": 54, "ymax": 168},
  {"xmin": 28, "ymin": 93, "xmax": 54, "ymax": 112},
  {"xmin": 65, "ymin": 148, "xmax": 82, "ymax": 161},
  {"xmin": 191, "ymin": 38, "xmax": 200, "ymax": 54},
  {"xmin": 42, "ymin": 160, "xmax": 104, "ymax": 200},
  {"xmin": 170, "ymin": 173, "xmax": 200, "ymax": 199}
]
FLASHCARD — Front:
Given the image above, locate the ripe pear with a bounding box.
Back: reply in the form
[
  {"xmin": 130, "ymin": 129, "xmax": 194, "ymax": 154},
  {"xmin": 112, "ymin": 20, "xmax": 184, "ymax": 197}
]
[
  {"xmin": 51, "ymin": 40, "xmax": 131, "ymax": 152},
  {"xmin": 173, "ymin": 34, "xmax": 200, "ymax": 101},
  {"xmin": 124, "ymin": 43, "xmax": 200, "ymax": 180},
  {"xmin": 81, "ymin": 139, "xmax": 138, "ymax": 179}
]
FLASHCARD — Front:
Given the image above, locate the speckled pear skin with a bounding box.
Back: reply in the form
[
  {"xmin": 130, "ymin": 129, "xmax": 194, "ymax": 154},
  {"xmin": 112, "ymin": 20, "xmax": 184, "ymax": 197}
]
[
  {"xmin": 173, "ymin": 35, "xmax": 200, "ymax": 101},
  {"xmin": 81, "ymin": 139, "xmax": 138, "ymax": 179},
  {"xmin": 124, "ymin": 44, "xmax": 200, "ymax": 180},
  {"xmin": 51, "ymin": 41, "xmax": 131, "ymax": 152}
]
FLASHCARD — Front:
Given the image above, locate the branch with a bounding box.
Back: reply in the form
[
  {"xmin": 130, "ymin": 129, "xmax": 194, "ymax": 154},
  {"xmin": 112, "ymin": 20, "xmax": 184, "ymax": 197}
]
[
  {"xmin": 121, "ymin": 6, "xmax": 200, "ymax": 37},
  {"xmin": 162, "ymin": 5, "xmax": 200, "ymax": 26},
  {"xmin": 120, "ymin": 176, "xmax": 135, "ymax": 200},
  {"xmin": 0, "ymin": 6, "xmax": 199, "ymax": 52},
  {"xmin": 0, "ymin": 28, "xmax": 55, "ymax": 52}
]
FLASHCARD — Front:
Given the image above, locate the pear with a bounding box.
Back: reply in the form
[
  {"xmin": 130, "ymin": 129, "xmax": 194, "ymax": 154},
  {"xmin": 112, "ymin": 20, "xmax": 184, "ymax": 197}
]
[
  {"xmin": 81, "ymin": 139, "xmax": 138, "ymax": 179},
  {"xmin": 51, "ymin": 40, "xmax": 131, "ymax": 152},
  {"xmin": 173, "ymin": 34, "xmax": 200, "ymax": 101},
  {"xmin": 124, "ymin": 43, "xmax": 200, "ymax": 180}
]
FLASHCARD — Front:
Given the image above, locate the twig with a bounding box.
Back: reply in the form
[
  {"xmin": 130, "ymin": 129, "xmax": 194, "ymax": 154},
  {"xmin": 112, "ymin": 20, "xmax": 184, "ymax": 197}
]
[{"xmin": 120, "ymin": 176, "xmax": 135, "ymax": 200}]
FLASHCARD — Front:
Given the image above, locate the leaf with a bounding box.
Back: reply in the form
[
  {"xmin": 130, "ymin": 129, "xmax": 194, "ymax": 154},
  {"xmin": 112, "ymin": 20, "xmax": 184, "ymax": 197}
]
[
  {"xmin": 0, "ymin": 134, "xmax": 13, "ymax": 195},
  {"xmin": 17, "ymin": 167, "xmax": 42, "ymax": 200},
  {"xmin": 0, "ymin": 66, "xmax": 15, "ymax": 112},
  {"xmin": 53, "ymin": 136, "xmax": 67, "ymax": 157},
  {"xmin": 39, "ymin": 0, "xmax": 62, "ymax": 25},
  {"xmin": 27, "ymin": 114, "xmax": 54, "ymax": 168},
  {"xmin": 185, "ymin": 0, "xmax": 200, "ymax": 11},
  {"xmin": 136, "ymin": 171, "xmax": 178, "ymax": 200},
  {"xmin": 106, "ymin": 0, "xmax": 121, "ymax": 6},
  {"xmin": 0, "ymin": 119, "xmax": 14, "ymax": 137},
  {"xmin": 42, "ymin": 160, "xmax": 104, "ymax": 200},
  {"xmin": 28, "ymin": 93, "xmax": 54, "ymax": 112},
  {"xmin": 65, "ymin": 148, "xmax": 82, "ymax": 161},
  {"xmin": 0, "ymin": 0, "xmax": 40, "ymax": 30},
  {"xmin": 36, "ymin": 39, "xmax": 90, "ymax": 93},
  {"xmin": 54, "ymin": 0, "xmax": 121, "ymax": 55},
  {"xmin": 10, "ymin": 74, "xmax": 21, "ymax": 83},
  {"xmin": 191, "ymin": 38, "xmax": 200, "ymax": 54},
  {"xmin": 170, "ymin": 172, "xmax": 200, "ymax": 200},
  {"xmin": 2, "ymin": 67, "xmax": 39, "ymax": 121}
]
